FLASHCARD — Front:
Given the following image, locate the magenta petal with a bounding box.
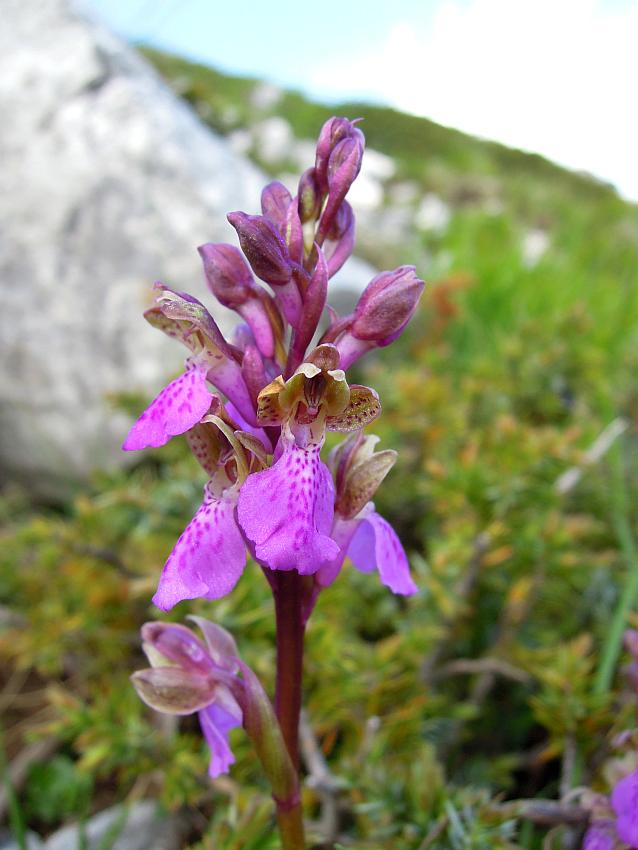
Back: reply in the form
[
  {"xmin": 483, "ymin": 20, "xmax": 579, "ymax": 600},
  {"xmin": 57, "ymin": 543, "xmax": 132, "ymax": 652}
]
[
  {"xmin": 612, "ymin": 768, "xmax": 638, "ymax": 846},
  {"xmin": 207, "ymin": 358, "xmax": 257, "ymax": 427},
  {"xmin": 316, "ymin": 516, "xmax": 357, "ymax": 588},
  {"xmin": 123, "ymin": 368, "xmax": 213, "ymax": 451},
  {"xmin": 347, "ymin": 510, "xmax": 417, "ymax": 595},
  {"xmin": 237, "ymin": 442, "xmax": 339, "ymax": 574},
  {"xmin": 199, "ymin": 700, "xmax": 242, "ymax": 778},
  {"xmin": 583, "ymin": 820, "xmax": 617, "ymax": 850},
  {"xmin": 152, "ymin": 487, "xmax": 246, "ymax": 611}
]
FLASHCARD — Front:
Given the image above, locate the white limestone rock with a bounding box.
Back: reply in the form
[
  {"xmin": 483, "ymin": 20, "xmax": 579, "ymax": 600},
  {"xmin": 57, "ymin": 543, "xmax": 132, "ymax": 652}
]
[{"xmin": 0, "ymin": 0, "xmax": 265, "ymax": 496}]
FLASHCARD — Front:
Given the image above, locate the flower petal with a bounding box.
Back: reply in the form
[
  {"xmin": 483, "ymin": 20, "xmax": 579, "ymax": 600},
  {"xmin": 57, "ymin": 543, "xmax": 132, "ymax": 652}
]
[
  {"xmin": 582, "ymin": 820, "xmax": 617, "ymax": 850},
  {"xmin": 611, "ymin": 768, "xmax": 638, "ymax": 846},
  {"xmin": 199, "ymin": 700, "xmax": 242, "ymax": 778},
  {"xmin": 123, "ymin": 368, "xmax": 213, "ymax": 451},
  {"xmin": 316, "ymin": 516, "xmax": 357, "ymax": 588},
  {"xmin": 152, "ymin": 486, "xmax": 246, "ymax": 611},
  {"xmin": 326, "ymin": 385, "xmax": 381, "ymax": 432},
  {"xmin": 237, "ymin": 441, "xmax": 339, "ymax": 575},
  {"xmin": 131, "ymin": 667, "xmax": 215, "ymax": 715},
  {"xmin": 141, "ymin": 622, "xmax": 215, "ymax": 676},
  {"xmin": 347, "ymin": 509, "xmax": 417, "ymax": 595},
  {"xmin": 188, "ymin": 616, "xmax": 240, "ymax": 668}
]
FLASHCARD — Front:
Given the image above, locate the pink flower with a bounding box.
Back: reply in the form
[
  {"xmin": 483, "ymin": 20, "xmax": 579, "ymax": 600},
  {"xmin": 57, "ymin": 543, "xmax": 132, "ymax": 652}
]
[
  {"xmin": 122, "ymin": 365, "xmax": 214, "ymax": 451},
  {"xmin": 132, "ymin": 620, "xmax": 242, "ymax": 778},
  {"xmin": 611, "ymin": 768, "xmax": 638, "ymax": 847},
  {"xmin": 237, "ymin": 426, "xmax": 339, "ymax": 575}
]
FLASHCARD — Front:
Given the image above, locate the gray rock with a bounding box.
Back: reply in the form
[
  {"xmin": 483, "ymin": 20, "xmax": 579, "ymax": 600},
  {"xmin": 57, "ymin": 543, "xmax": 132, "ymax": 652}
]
[
  {"xmin": 0, "ymin": 830, "xmax": 44, "ymax": 850},
  {"xmin": 0, "ymin": 0, "xmax": 264, "ymax": 497},
  {"xmin": 44, "ymin": 802, "xmax": 180, "ymax": 850}
]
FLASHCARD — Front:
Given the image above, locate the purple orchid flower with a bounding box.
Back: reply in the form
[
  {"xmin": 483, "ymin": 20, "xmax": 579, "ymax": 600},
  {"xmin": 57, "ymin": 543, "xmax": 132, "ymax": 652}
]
[
  {"xmin": 122, "ymin": 363, "xmax": 214, "ymax": 451},
  {"xmin": 237, "ymin": 344, "xmax": 382, "ymax": 577},
  {"xmin": 316, "ymin": 431, "xmax": 417, "ymax": 595},
  {"xmin": 583, "ymin": 820, "xmax": 618, "ymax": 850},
  {"xmin": 132, "ymin": 619, "xmax": 243, "ymax": 778},
  {"xmin": 582, "ymin": 766, "xmax": 638, "ymax": 850},
  {"xmin": 611, "ymin": 768, "xmax": 638, "ymax": 847},
  {"xmin": 153, "ymin": 412, "xmax": 268, "ymax": 610}
]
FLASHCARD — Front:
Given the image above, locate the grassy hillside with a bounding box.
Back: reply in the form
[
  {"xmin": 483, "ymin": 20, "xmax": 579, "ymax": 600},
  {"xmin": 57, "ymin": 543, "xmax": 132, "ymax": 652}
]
[{"xmin": 142, "ymin": 47, "xmax": 630, "ymax": 218}]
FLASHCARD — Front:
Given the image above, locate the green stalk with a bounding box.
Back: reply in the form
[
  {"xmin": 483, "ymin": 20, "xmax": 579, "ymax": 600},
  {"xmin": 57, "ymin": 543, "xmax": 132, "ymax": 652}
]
[{"xmin": 594, "ymin": 437, "xmax": 638, "ymax": 695}]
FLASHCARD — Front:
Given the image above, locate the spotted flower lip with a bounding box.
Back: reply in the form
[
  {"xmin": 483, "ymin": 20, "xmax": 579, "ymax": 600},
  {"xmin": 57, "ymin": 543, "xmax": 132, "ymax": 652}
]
[{"xmin": 237, "ymin": 424, "xmax": 340, "ymax": 575}]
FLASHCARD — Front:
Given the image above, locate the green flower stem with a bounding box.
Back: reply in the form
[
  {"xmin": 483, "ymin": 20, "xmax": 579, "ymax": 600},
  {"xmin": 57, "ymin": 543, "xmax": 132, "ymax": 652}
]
[
  {"xmin": 275, "ymin": 802, "xmax": 306, "ymax": 850},
  {"xmin": 594, "ymin": 438, "xmax": 638, "ymax": 695}
]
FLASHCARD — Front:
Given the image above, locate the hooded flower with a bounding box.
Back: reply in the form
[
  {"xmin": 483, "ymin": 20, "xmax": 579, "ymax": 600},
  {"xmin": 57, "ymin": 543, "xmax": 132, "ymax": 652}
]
[
  {"xmin": 122, "ymin": 284, "xmax": 257, "ymax": 450},
  {"xmin": 131, "ymin": 619, "xmax": 243, "ymax": 778},
  {"xmin": 237, "ymin": 344, "xmax": 381, "ymax": 575},
  {"xmin": 316, "ymin": 431, "xmax": 417, "ymax": 595}
]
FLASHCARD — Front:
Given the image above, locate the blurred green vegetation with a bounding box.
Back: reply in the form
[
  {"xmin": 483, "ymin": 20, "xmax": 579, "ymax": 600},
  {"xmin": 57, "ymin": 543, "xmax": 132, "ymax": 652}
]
[{"xmin": 2, "ymin": 51, "xmax": 638, "ymax": 850}]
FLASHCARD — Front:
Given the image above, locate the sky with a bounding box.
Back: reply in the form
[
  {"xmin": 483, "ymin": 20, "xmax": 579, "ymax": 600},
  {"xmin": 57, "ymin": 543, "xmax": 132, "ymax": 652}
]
[{"xmin": 89, "ymin": 0, "xmax": 638, "ymax": 201}]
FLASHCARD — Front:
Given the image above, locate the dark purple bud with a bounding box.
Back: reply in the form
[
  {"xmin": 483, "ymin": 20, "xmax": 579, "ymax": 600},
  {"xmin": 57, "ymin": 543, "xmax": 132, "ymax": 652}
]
[
  {"xmin": 328, "ymin": 136, "xmax": 364, "ymax": 192},
  {"xmin": 315, "ymin": 117, "xmax": 363, "ymax": 191},
  {"xmin": 334, "ymin": 267, "xmax": 425, "ymax": 369},
  {"xmin": 198, "ymin": 243, "xmax": 255, "ymax": 309},
  {"xmin": 284, "ymin": 198, "xmax": 304, "ymax": 265},
  {"xmin": 241, "ymin": 344, "xmax": 268, "ymax": 407},
  {"xmin": 317, "ymin": 134, "xmax": 364, "ymax": 244},
  {"xmin": 324, "ymin": 201, "xmax": 355, "ymax": 277},
  {"xmin": 237, "ymin": 295, "xmax": 276, "ymax": 359},
  {"xmin": 352, "ymin": 266, "xmax": 424, "ymax": 344},
  {"xmin": 261, "ymin": 181, "xmax": 292, "ymax": 233},
  {"xmin": 227, "ymin": 211, "xmax": 293, "ymax": 286},
  {"xmin": 285, "ymin": 249, "xmax": 329, "ymax": 376},
  {"xmin": 298, "ymin": 167, "xmax": 322, "ymax": 224}
]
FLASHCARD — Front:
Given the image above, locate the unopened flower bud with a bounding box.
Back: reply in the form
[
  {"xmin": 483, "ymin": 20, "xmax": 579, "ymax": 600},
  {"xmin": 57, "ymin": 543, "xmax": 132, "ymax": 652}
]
[
  {"xmin": 324, "ymin": 201, "xmax": 355, "ymax": 277},
  {"xmin": 352, "ymin": 266, "xmax": 424, "ymax": 344},
  {"xmin": 317, "ymin": 131, "xmax": 364, "ymax": 244},
  {"xmin": 333, "ymin": 266, "xmax": 425, "ymax": 369},
  {"xmin": 327, "ymin": 136, "xmax": 363, "ymax": 194},
  {"xmin": 198, "ymin": 243, "xmax": 255, "ymax": 309},
  {"xmin": 261, "ymin": 181, "xmax": 293, "ymax": 232},
  {"xmin": 315, "ymin": 117, "xmax": 363, "ymax": 190},
  {"xmin": 298, "ymin": 167, "xmax": 322, "ymax": 224},
  {"xmin": 329, "ymin": 432, "xmax": 398, "ymax": 519},
  {"xmin": 227, "ymin": 211, "xmax": 292, "ymax": 286}
]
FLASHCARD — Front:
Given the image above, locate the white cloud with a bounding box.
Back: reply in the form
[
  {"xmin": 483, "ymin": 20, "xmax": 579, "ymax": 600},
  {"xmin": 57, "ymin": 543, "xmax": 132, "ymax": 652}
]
[{"xmin": 310, "ymin": 0, "xmax": 638, "ymax": 200}]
